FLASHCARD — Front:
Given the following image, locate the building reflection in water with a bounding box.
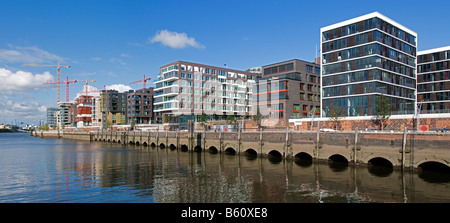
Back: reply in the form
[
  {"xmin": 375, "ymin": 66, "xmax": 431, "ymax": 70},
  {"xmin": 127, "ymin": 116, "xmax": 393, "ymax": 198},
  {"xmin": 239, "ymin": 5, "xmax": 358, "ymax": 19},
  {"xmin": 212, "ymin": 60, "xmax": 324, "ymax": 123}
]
[{"xmin": 53, "ymin": 141, "xmax": 450, "ymax": 203}]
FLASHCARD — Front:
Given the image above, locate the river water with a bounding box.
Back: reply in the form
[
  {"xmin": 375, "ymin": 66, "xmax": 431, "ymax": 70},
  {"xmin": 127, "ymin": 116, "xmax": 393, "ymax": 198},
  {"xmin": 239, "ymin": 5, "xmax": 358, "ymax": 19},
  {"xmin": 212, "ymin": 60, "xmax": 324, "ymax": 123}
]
[{"xmin": 1, "ymin": 133, "xmax": 450, "ymax": 203}]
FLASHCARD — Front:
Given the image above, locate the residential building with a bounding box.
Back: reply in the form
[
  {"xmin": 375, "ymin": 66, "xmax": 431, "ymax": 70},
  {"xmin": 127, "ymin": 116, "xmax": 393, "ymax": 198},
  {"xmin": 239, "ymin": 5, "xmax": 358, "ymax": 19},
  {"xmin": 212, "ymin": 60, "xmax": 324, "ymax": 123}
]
[
  {"xmin": 126, "ymin": 88, "xmax": 154, "ymax": 124},
  {"xmin": 91, "ymin": 96, "xmax": 103, "ymax": 128},
  {"xmin": 57, "ymin": 101, "xmax": 72, "ymax": 128},
  {"xmin": 247, "ymin": 67, "xmax": 262, "ymax": 76},
  {"xmin": 417, "ymin": 46, "xmax": 450, "ymax": 114},
  {"xmin": 100, "ymin": 89, "xmax": 128, "ymax": 128},
  {"xmin": 154, "ymin": 61, "xmax": 259, "ymax": 129},
  {"xmin": 106, "ymin": 112, "xmax": 126, "ymax": 126},
  {"xmin": 74, "ymin": 84, "xmax": 101, "ymax": 128},
  {"xmin": 68, "ymin": 103, "xmax": 77, "ymax": 127},
  {"xmin": 320, "ymin": 12, "xmax": 417, "ymax": 117},
  {"xmin": 75, "ymin": 95, "xmax": 93, "ymax": 127},
  {"xmin": 252, "ymin": 59, "xmax": 320, "ymax": 126},
  {"xmin": 46, "ymin": 107, "xmax": 58, "ymax": 127}
]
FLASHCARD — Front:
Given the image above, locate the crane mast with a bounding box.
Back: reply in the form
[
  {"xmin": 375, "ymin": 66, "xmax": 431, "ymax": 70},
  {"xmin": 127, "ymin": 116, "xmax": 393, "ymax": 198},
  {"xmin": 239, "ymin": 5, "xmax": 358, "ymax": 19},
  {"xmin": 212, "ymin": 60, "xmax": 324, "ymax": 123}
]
[
  {"xmin": 44, "ymin": 76, "xmax": 77, "ymax": 102},
  {"xmin": 24, "ymin": 60, "xmax": 71, "ymax": 103}
]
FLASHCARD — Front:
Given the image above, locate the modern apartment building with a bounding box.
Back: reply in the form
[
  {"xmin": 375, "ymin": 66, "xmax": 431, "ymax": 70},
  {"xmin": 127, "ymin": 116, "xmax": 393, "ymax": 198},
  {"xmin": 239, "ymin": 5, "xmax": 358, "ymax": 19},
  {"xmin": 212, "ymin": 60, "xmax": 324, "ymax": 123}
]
[
  {"xmin": 126, "ymin": 88, "xmax": 154, "ymax": 124},
  {"xmin": 75, "ymin": 95, "xmax": 93, "ymax": 127},
  {"xmin": 417, "ymin": 46, "xmax": 450, "ymax": 114},
  {"xmin": 320, "ymin": 12, "xmax": 417, "ymax": 117},
  {"xmin": 91, "ymin": 96, "xmax": 103, "ymax": 128},
  {"xmin": 252, "ymin": 59, "xmax": 320, "ymax": 126},
  {"xmin": 46, "ymin": 107, "xmax": 58, "ymax": 127},
  {"xmin": 100, "ymin": 89, "xmax": 128, "ymax": 127},
  {"xmin": 154, "ymin": 61, "xmax": 259, "ymax": 128},
  {"xmin": 57, "ymin": 102, "xmax": 72, "ymax": 127}
]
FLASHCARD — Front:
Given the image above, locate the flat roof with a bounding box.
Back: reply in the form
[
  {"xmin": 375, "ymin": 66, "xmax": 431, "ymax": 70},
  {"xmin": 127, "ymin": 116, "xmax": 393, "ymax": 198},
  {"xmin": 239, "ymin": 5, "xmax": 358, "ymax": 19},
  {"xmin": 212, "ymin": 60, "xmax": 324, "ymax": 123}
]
[
  {"xmin": 418, "ymin": 46, "xmax": 450, "ymax": 55},
  {"xmin": 261, "ymin": 58, "xmax": 317, "ymax": 69},
  {"xmin": 320, "ymin": 11, "xmax": 417, "ymax": 37},
  {"xmin": 160, "ymin": 60, "xmax": 256, "ymax": 74}
]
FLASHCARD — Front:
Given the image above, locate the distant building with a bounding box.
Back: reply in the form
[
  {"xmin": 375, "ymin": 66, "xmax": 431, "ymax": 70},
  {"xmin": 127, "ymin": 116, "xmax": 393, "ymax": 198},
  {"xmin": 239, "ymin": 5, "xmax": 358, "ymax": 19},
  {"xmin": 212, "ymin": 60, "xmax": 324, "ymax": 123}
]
[
  {"xmin": 75, "ymin": 95, "xmax": 94, "ymax": 127},
  {"xmin": 57, "ymin": 102, "xmax": 72, "ymax": 127},
  {"xmin": 46, "ymin": 107, "xmax": 58, "ymax": 127},
  {"xmin": 92, "ymin": 96, "xmax": 103, "ymax": 128},
  {"xmin": 417, "ymin": 46, "xmax": 450, "ymax": 114},
  {"xmin": 246, "ymin": 67, "xmax": 262, "ymax": 76}
]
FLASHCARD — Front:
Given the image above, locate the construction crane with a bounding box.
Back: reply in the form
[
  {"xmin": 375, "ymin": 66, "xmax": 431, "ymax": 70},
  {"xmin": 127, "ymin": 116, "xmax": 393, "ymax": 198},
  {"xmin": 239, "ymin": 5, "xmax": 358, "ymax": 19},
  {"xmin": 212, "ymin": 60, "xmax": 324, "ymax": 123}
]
[
  {"xmin": 129, "ymin": 74, "xmax": 152, "ymax": 89},
  {"xmin": 44, "ymin": 76, "xmax": 77, "ymax": 102},
  {"xmin": 24, "ymin": 60, "xmax": 71, "ymax": 103},
  {"xmin": 77, "ymin": 77, "xmax": 98, "ymax": 97}
]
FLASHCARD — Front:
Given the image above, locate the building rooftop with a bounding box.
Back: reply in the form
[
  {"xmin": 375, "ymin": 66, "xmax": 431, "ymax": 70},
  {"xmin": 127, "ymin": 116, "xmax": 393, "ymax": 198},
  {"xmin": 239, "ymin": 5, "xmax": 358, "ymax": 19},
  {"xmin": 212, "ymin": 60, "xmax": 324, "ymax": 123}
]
[
  {"xmin": 261, "ymin": 58, "xmax": 317, "ymax": 68},
  {"xmin": 320, "ymin": 11, "xmax": 417, "ymax": 37},
  {"xmin": 418, "ymin": 46, "xmax": 450, "ymax": 55}
]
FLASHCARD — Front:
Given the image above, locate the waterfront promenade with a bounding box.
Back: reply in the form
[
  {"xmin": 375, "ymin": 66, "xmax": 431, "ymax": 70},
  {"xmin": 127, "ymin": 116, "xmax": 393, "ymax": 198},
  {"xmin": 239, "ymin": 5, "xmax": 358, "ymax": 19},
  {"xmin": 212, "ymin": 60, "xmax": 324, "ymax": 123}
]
[{"xmin": 30, "ymin": 128, "xmax": 450, "ymax": 172}]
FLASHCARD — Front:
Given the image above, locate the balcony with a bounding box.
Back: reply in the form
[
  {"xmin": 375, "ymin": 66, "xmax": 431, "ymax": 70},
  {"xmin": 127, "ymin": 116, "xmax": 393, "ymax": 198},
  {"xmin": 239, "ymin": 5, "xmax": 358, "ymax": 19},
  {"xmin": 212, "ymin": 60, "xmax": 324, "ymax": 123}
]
[{"xmin": 154, "ymin": 86, "xmax": 179, "ymax": 97}]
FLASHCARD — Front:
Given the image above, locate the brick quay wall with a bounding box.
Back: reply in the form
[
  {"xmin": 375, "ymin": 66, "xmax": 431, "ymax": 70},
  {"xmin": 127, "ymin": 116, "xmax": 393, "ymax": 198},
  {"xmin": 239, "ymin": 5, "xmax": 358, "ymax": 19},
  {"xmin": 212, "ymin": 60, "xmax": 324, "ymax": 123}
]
[{"xmin": 31, "ymin": 128, "xmax": 450, "ymax": 171}]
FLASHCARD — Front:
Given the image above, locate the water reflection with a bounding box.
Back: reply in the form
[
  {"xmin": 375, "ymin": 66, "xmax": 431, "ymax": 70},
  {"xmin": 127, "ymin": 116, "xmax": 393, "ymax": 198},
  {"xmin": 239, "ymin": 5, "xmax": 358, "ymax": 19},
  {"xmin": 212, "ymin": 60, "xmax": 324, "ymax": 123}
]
[
  {"xmin": 76, "ymin": 142, "xmax": 450, "ymax": 203},
  {"xmin": 1, "ymin": 134, "xmax": 450, "ymax": 203}
]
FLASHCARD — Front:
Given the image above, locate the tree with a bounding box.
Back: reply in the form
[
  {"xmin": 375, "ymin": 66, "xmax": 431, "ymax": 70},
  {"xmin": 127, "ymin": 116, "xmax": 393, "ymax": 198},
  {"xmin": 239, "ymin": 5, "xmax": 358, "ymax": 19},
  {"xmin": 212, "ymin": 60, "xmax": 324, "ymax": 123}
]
[
  {"xmin": 130, "ymin": 118, "xmax": 135, "ymax": 130},
  {"xmin": 226, "ymin": 114, "xmax": 237, "ymax": 131},
  {"xmin": 373, "ymin": 94, "xmax": 391, "ymax": 131},
  {"xmin": 106, "ymin": 121, "xmax": 112, "ymax": 129},
  {"xmin": 197, "ymin": 113, "xmax": 208, "ymax": 131},
  {"xmin": 252, "ymin": 107, "xmax": 263, "ymax": 130},
  {"xmin": 328, "ymin": 106, "xmax": 343, "ymax": 130},
  {"xmin": 163, "ymin": 115, "xmax": 170, "ymax": 124}
]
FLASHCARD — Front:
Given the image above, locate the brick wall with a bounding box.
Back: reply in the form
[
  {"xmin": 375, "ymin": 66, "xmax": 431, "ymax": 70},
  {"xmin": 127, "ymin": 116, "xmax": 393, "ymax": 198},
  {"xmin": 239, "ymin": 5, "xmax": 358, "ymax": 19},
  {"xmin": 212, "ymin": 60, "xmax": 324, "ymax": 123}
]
[{"xmin": 292, "ymin": 117, "xmax": 450, "ymax": 131}]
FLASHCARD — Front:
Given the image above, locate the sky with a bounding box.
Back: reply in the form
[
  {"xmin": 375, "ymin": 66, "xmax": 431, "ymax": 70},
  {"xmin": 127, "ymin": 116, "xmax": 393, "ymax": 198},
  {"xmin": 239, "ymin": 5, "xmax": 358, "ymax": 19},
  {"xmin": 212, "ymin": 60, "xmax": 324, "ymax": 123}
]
[{"xmin": 0, "ymin": 0, "xmax": 449, "ymax": 125}]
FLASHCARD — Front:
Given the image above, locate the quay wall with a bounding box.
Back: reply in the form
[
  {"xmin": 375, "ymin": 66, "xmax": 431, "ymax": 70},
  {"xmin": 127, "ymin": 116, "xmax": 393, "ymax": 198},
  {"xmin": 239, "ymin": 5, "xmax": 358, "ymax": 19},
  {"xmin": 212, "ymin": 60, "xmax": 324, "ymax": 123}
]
[{"xmin": 30, "ymin": 129, "xmax": 450, "ymax": 170}]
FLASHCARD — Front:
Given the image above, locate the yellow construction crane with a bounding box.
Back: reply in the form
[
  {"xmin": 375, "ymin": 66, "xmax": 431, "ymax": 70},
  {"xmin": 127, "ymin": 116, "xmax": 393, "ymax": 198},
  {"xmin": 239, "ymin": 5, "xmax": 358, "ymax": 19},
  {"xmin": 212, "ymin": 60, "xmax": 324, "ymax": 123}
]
[{"xmin": 24, "ymin": 60, "xmax": 71, "ymax": 103}]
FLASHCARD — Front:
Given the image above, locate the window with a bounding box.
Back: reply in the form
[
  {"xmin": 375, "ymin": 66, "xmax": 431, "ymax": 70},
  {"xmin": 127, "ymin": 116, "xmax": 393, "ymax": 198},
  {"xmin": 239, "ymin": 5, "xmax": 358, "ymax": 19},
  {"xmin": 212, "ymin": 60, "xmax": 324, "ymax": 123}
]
[
  {"xmin": 306, "ymin": 65, "xmax": 313, "ymax": 73},
  {"xmin": 314, "ymin": 67, "xmax": 320, "ymax": 75}
]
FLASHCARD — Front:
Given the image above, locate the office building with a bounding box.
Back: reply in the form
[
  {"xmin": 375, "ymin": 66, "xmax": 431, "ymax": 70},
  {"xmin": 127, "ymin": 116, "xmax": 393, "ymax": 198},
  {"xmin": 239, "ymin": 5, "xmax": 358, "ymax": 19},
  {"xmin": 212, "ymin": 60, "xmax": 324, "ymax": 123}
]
[
  {"xmin": 417, "ymin": 46, "xmax": 450, "ymax": 114},
  {"xmin": 320, "ymin": 12, "xmax": 417, "ymax": 117},
  {"xmin": 154, "ymin": 61, "xmax": 259, "ymax": 129},
  {"xmin": 252, "ymin": 59, "xmax": 320, "ymax": 126}
]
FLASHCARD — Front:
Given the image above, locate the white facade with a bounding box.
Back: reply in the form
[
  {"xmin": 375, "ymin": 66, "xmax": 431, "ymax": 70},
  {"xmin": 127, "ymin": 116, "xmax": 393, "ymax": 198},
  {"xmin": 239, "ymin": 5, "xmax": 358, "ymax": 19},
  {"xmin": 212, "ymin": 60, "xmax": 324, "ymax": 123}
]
[{"xmin": 154, "ymin": 61, "xmax": 258, "ymax": 120}]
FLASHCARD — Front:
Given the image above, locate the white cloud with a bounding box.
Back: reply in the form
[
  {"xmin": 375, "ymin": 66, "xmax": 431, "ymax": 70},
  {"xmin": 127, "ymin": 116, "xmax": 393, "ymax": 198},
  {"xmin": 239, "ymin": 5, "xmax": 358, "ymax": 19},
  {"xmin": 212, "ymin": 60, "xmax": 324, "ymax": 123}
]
[
  {"xmin": 0, "ymin": 44, "xmax": 63, "ymax": 64},
  {"xmin": 105, "ymin": 84, "xmax": 132, "ymax": 93},
  {"xmin": 0, "ymin": 99, "xmax": 47, "ymax": 122},
  {"xmin": 0, "ymin": 68, "xmax": 53, "ymax": 92},
  {"xmin": 149, "ymin": 30, "xmax": 205, "ymax": 49}
]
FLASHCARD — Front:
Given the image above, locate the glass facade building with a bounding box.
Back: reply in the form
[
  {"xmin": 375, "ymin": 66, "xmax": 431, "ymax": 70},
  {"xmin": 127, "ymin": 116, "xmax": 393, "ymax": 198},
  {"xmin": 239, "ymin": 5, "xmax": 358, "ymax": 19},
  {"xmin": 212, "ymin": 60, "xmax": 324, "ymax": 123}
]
[
  {"xmin": 320, "ymin": 12, "xmax": 417, "ymax": 117},
  {"xmin": 417, "ymin": 46, "xmax": 450, "ymax": 114}
]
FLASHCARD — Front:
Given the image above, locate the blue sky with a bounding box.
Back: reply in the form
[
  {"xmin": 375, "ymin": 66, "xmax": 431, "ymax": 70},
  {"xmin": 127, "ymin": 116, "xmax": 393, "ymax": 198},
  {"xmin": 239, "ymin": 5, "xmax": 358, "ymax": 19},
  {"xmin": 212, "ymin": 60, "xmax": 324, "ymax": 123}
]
[{"xmin": 0, "ymin": 0, "xmax": 449, "ymax": 125}]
